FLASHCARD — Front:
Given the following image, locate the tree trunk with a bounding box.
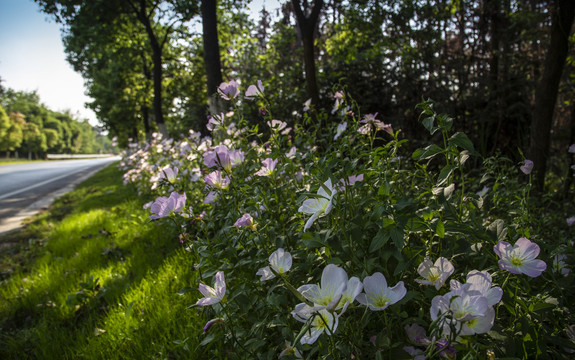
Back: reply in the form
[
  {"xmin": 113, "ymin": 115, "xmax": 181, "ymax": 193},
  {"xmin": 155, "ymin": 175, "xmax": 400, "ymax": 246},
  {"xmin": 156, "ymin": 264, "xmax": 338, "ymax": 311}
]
[
  {"xmin": 201, "ymin": 0, "xmax": 225, "ymax": 115},
  {"xmin": 528, "ymin": 0, "xmax": 575, "ymax": 190},
  {"xmin": 292, "ymin": 0, "xmax": 323, "ymax": 106},
  {"xmin": 136, "ymin": 0, "xmax": 167, "ymax": 138}
]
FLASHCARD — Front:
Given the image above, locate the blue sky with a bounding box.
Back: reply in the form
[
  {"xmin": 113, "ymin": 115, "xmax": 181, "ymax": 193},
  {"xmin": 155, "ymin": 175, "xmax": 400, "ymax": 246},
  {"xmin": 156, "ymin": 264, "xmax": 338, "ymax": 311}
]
[
  {"xmin": 0, "ymin": 0, "xmax": 98, "ymax": 125},
  {"xmin": 0, "ymin": 0, "xmax": 281, "ymax": 127}
]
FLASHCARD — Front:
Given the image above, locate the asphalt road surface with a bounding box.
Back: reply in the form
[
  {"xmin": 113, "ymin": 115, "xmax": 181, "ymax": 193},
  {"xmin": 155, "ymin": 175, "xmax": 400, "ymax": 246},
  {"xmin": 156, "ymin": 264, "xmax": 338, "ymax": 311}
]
[{"xmin": 0, "ymin": 157, "xmax": 121, "ymax": 236}]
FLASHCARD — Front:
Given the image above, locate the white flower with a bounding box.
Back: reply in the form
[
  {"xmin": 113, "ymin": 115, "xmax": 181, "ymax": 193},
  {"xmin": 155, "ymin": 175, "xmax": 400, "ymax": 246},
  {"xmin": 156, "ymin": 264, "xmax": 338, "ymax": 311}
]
[
  {"xmin": 297, "ymin": 264, "xmax": 348, "ymax": 311},
  {"xmin": 278, "ymin": 341, "xmax": 303, "ymax": 359},
  {"xmin": 450, "ymin": 270, "xmax": 502, "ymax": 306},
  {"xmin": 256, "ymin": 248, "xmax": 293, "ymax": 281},
  {"xmin": 298, "ymin": 179, "xmax": 336, "ymax": 231},
  {"xmin": 430, "ymin": 284, "xmax": 494, "ymax": 336},
  {"xmin": 334, "ymin": 276, "xmax": 363, "ymax": 315},
  {"xmin": 356, "ymin": 272, "xmax": 406, "ymax": 311},
  {"xmin": 196, "ymin": 271, "xmax": 226, "ymax": 306},
  {"xmin": 292, "ymin": 304, "xmax": 338, "ymax": 345},
  {"xmin": 415, "ymin": 257, "xmax": 454, "ymax": 290},
  {"xmin": 334, "ymin": 122, "xmax": 347, "ymax": 140}
]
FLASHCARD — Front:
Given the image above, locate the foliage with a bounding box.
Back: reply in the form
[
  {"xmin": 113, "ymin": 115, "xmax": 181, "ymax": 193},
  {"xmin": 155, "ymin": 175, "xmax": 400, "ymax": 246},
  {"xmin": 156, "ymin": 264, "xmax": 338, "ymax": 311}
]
[
  {"xmin": 118, "ymin": 82, "xmax": 575, "ymax": 359},
  {"xmin": 0, "ymin": 88, "xmax": 117, "ymax": 157}
]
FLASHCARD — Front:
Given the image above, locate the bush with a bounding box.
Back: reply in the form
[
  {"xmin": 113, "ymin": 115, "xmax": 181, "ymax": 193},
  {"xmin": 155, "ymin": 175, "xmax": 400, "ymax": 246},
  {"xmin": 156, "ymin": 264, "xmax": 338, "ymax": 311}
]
[{"xmin": 119, "ymin": 82, "xmax": 575, "ymax": 359}]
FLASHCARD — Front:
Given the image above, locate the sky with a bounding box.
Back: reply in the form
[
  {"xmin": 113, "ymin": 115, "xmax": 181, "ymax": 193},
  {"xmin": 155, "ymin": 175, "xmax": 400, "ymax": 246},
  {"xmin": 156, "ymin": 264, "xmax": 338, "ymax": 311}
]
[
  {"xmin": 0, "ymin": 0, "xmax": 99, "ymax": 125},
  {"xmin": 0, "ymin": 0, "xmax": 281, "ymax": 128}
]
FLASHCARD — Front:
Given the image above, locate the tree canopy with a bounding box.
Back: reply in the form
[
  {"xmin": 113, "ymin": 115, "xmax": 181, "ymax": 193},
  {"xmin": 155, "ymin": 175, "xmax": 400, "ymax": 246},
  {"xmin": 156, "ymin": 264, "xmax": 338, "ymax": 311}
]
[{"xmin": 27, "ymin": 0, "xmax": 575, "ymax": 186}]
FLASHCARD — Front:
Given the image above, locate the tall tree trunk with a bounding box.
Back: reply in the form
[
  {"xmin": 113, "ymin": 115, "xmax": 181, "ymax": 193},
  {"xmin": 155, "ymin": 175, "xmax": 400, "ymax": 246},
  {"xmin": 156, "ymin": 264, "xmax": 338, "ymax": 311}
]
[
  {"xmin": 136, "ymin": 0, "xmax": 167, "ymax": 138},
  {"xmin": 292, "ymin": 0, "xmax": 323, "ymax": 106},
  {"xmin": 528, "ymin": 0, "xmax": 575, "ymax": 190},
  {"xmin": 201, "ymin": 0, "xmax": 225, "ymax": 115},
  {"xmin": 142, "ymin": 54, "xmax": 153, "ymax": 141}
]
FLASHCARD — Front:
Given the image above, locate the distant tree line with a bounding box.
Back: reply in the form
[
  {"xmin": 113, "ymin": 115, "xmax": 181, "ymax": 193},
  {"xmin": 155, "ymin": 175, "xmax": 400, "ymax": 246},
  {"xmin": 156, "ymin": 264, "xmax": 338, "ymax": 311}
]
[
  {"xmin": 34, "ymin": 0, "xmax": 574, "ymax": 189},
  {"xmin": 0, "ymin": 85, "xmax": 117, "ymax": 159}
]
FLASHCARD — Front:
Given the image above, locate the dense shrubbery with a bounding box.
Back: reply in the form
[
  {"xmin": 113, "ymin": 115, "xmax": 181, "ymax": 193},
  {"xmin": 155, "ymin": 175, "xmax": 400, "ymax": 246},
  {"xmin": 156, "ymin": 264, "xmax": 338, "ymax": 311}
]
[{"xmin": 119, "ymin": 82, "xmax": 575, "ymax": 359}]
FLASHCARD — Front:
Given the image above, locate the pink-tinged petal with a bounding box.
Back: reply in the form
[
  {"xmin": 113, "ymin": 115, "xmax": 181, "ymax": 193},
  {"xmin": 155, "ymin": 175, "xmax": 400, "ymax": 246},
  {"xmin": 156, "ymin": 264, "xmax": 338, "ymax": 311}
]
[
  {"xmin": 450, "ymin": 279, "xmax": 463, "ymax": 291},
  {"xmin": 355, "ymin": 293, "xmax": 367, "ymax": 306},
  {"xmin": 215, "ymin": 271, "xmax": 225, "ymax": 293},
  {"xmin": 303, "ymin": 211, "xmax": 321, "ymax": 231},
  {"xmin": 485, "ymin": 287, "xmax": 503, "ymax": 306},
  {"xmin": 387, "ymin": 281, "xmax": 407, "ymax": 304},
  {"xmin": 436, "ymin": 257, "xmax": 455, "ymax": 277},
  {"xmin": 430, "ymin": 295, "xmax": 449, "ymax": 320},
  {"xmin": 300, "ymin": 327, "xmax": 323, "ymax": 345},
  {"xmin": 521, "ymin": 259, "xmax": 547, "ymax": 277},
  {"xmin": 466, "ymin": 270, "xmax": 491, "ymax": 291},
  {"xmin": 196, "ymin": 296, "xmax": 220, "ymax": 306},
  {"xmin": 321, "ymin": 265, "xmax": 348, "ymax": 291},
  {"xmin": 297, "ymin": 284, "xmax": 320, "ymax": 302},
  {"xmin": 516, "ymin": 237, "xmax": 540, "ymax": 260},
  {"xmin": 493, "ymin": 241, "xmax": 511, "ymax": 258},
  {"xmin": 198, "ymin": 283, "xmax": 216, "ymax": 298},
  {"xmin": 498, "ymin": 259, "xmax": 522, "ymax": 274},
  {"xmin": 462, "ymin": 307, "xmax": 495, "ymax": 335},
  {"xmin": 363, "ymin": 272, "xmax": 388, "ymax": 293},
  {"xmin": 256, "ymin": 266, "xmax": 275, "ymax": 281}
]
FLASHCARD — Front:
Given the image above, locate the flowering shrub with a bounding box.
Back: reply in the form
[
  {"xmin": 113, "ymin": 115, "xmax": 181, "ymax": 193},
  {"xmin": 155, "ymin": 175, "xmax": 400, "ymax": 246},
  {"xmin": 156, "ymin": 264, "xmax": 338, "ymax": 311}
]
[{"xmin": 119, "ymin": 83, "xmax": 575, "ymax": 359}]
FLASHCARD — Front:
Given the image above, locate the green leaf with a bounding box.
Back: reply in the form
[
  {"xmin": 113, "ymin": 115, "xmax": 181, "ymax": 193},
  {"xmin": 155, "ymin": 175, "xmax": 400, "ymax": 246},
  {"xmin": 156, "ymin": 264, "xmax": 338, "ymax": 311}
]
[
  {"xmin": 369, "ymin": 229, "xmax": 390, "ymax": 253},
  {"xmin": 422, "ymin": 116, "xmax": 437, "ymax": 134},
  {"xmin": 178, "ymin": 287, "xmax": 194, "ymax": 296},
  {"xmin": 378, "ymin": 181, "xmax": 391, "ymax": 196},
  {"xmin": 436, "ymin": 220, "xmax": 445, "ymax": 238},
  {"xmin": 449, "ymin": 132, "xmax": 475, "ymax": 153},
  {"xmin": 437, "ymin": 164, "xmax": 456, "ymax": 186},
  {"xmin": 200, "ymin": 333, "xmax": 216, "ymax": 346},
  {"xmin": 487, "ymin": 219, "xmax": 507, "ymax": 243},
  {"xmin": 412, "ymin": 144, "xmax": 444, "ymax": 161},
  {"xmin": 391, "ymin": 227, "xmax": 405, "ymax": 249}
]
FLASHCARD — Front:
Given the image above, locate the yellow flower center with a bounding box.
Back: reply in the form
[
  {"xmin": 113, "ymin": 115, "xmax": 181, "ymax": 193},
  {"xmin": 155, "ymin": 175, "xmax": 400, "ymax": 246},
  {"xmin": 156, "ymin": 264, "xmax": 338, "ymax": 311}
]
[{"xmin": 510, "ymin": 256, "xmax": 524, "ymax": 267}]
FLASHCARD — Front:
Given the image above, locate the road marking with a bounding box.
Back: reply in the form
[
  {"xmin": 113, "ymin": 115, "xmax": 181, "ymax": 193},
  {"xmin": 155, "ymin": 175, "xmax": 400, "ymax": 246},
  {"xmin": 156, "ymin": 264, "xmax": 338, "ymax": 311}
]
[{"xmin": 0, "ymin": 167, "xmax": 89, "ymax": 201}]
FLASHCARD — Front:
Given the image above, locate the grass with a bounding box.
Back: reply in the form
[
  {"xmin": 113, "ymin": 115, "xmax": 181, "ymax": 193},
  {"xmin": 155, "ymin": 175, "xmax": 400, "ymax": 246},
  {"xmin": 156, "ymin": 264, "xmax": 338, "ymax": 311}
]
[
  {"xmin": 0, "ymin": 164, "xmax": 207, "ymax": 359},
  {"xmin": 0, "ymin": 158, "xmax": 45, "ymax": 166}
]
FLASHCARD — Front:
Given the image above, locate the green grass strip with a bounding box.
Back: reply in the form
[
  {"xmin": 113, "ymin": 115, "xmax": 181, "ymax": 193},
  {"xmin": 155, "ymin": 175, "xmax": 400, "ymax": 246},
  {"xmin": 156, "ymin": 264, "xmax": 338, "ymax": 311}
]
[{"xmin": 0, "ymin": 164, "xmax": 207, "ymax": 359}]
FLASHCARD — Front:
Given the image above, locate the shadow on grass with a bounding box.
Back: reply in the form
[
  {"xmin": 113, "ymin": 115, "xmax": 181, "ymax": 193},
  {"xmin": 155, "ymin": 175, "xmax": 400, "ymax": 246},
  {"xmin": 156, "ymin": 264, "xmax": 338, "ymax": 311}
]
[{"xmin": 0, "ymin": 164, "xmax": 201, "ymax": 359}]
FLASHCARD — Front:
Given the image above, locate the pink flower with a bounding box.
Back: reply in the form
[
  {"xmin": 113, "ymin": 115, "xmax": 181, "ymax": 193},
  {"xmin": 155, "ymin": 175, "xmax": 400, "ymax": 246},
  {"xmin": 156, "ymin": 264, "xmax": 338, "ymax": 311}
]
[
  {"xmin": 204, "ymin": 191, "xmax": 218, "ymax": 204},
  {"xmin": 334, "ymin": 122, "xmax": 347, "ymax": 140},
  {"xmin": 255, "ymin": 158, "xmax": 278, "ymax": 177},
  {"xmin": 203, "ymin": 318, "xmax": 224, "ymax": 333},
  {"xmin": 196, "ymin": 271, "xmax": 226, "ymax": 306},
  {"xmin": 359, "ymin": 113, "xmax": 393, "ymax": 135},
  {"xmin": 148, "ymin": 192, "xmax": 186, "ymax": 220},
  {"xmin": 234, "ymin": 213, "xmax": 257, "ymax": 230},
  {"xmin": 567, "ymin": 216, "xmax": 575, "ymax": 226},
  {"xmin": 303, "ymin": 98, "xmax": 312, "ymax": 112},
  {"xmin": 520, "ymin": 160, "xmax": 534, "ymax": 175},
  {"xmin": 206, "ymin": 113, "xmax": 225, "ymax": 131},
  {"xmin": 494, "ymin": 238, "xmax": 547, "ymax": 277},
  {"xmin": 217, "ymin": 80, "xmax": 240, "ymax": 100},
  {"xmin": 204, "ymin": 170, "xmax": 230, "ymax": 189},
  {"xmin": 203, "ymin": 145, "xmax": 244, "ymax": 172},
  {"xmin": 244, "ymin": 80, "xmax": 264, "ymax": 100}
]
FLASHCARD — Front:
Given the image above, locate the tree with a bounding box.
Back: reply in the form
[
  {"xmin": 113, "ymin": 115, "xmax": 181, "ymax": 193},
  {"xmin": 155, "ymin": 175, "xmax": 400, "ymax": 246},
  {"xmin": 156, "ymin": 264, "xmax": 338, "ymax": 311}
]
[
  {"xmin": 528, "ymin": 0, "xmax": 575, "ymax": 190},
  {"xmin": 0, "ymin": 105, "xmax": 9, "ymax": 139},
  {"xmin": 0, "ymin": 112, "xmax": 25, "ymax": 158},
  {"xmin": 292, "ymin": 0, "xmax": 323, "ymax": 106},
  {"xmin": 201, "ymin": 0, "xmax": 225, "ymax": 114},
  {"xmin": 22, "ymin": 122, "xmax": 47, "ymax": 159}
]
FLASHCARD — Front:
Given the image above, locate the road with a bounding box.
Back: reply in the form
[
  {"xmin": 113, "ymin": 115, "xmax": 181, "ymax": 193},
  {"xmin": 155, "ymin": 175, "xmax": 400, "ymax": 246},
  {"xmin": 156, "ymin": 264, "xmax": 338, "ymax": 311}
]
[{"xmin": 0, "ymin": 157, "xmax": 121, "ymax": 236}]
